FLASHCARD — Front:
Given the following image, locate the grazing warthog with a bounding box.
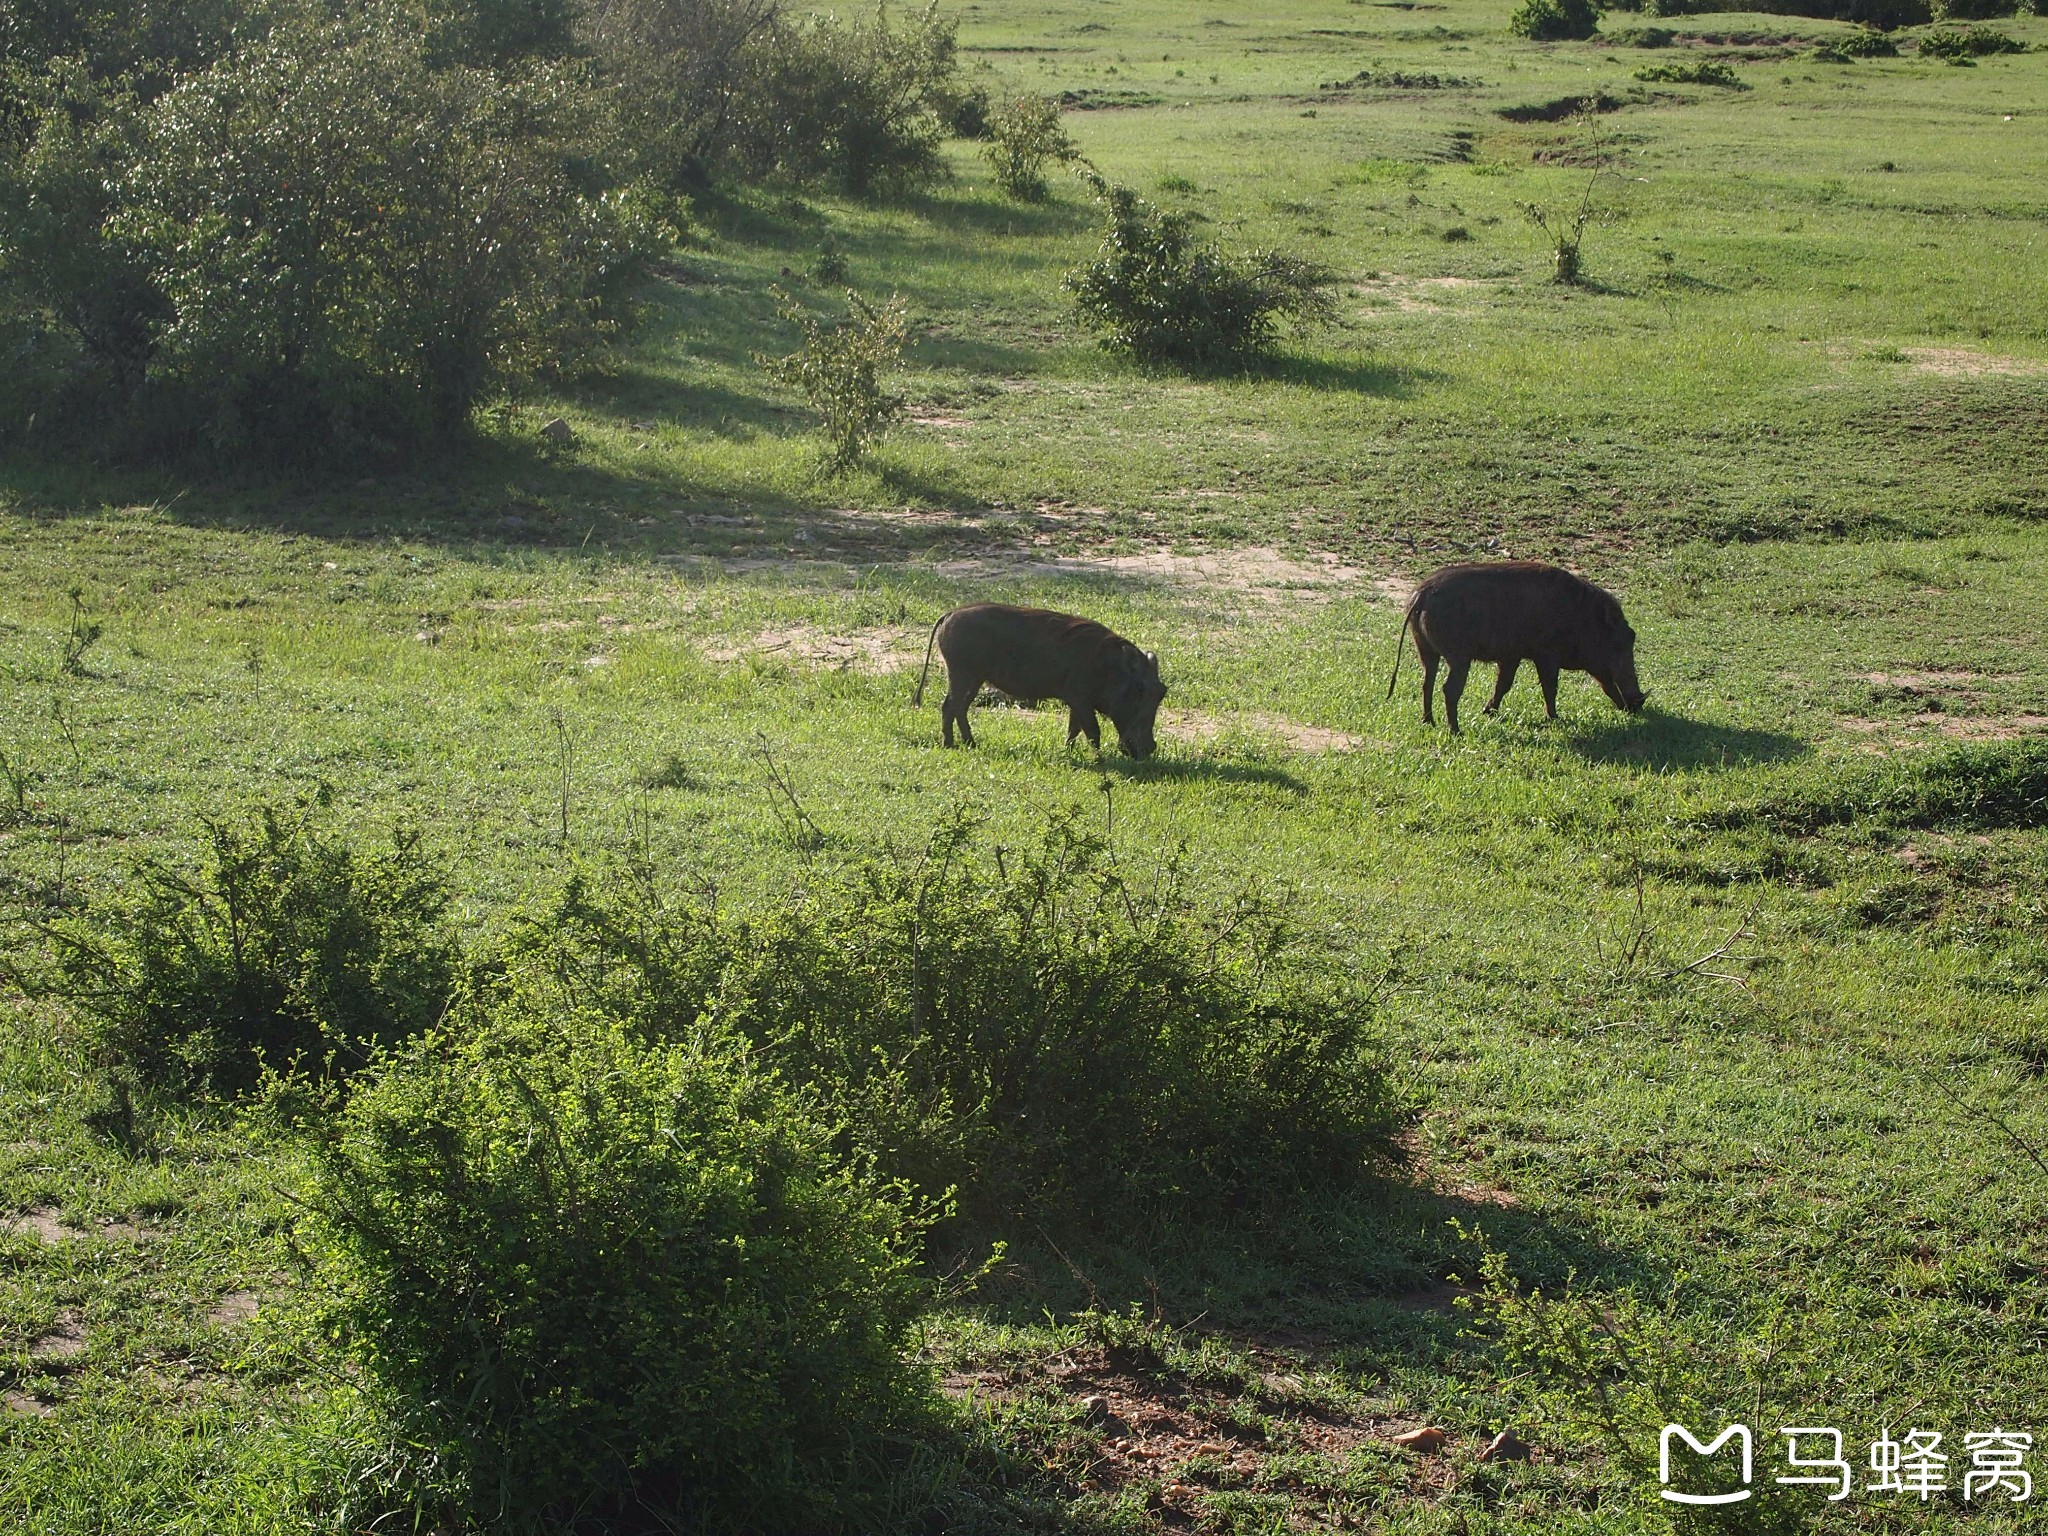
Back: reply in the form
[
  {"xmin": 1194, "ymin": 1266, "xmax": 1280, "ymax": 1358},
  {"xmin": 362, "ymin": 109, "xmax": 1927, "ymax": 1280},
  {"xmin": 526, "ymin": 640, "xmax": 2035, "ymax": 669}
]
[
  {"xmin": 1387, "ymin": 561, "xmax": 1645, "ymax": 733},
  {"xmin": 912, "ymin": 604, "xmax": 1167, "ymax": 757}
]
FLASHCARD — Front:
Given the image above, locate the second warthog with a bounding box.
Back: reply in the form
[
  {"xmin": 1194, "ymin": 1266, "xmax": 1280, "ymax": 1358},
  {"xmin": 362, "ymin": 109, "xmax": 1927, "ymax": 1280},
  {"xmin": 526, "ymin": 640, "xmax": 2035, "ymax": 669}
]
[
  {"xmin": 913, "ymin": 604, "xmax": 1167, "ymax": 757},
  {"xmin": 1388, "ymin": 561, "xmax": 1646, "ymax": 733}
]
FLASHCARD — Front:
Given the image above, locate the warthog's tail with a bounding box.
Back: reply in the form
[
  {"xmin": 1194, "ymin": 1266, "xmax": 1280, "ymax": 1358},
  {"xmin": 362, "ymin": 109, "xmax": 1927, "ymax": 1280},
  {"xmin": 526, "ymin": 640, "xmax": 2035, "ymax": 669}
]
[
  {"xmin": 1386, "ymin": 599, "xmax": 1416, "ymax": 700},
  {"xmin": 911, "ymin": 613, "xmax": 946, "ymax": 705}
]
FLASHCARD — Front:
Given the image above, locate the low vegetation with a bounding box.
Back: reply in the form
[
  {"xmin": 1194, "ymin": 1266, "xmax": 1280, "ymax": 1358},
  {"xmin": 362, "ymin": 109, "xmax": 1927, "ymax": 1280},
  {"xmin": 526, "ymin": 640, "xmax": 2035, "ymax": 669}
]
[
  {"xmin": 4, "ymin": 801, "xmax": 455, "ymax": 1099},
  {"xmin": 755, "ymin": 285, "xmax": 910, "ymax": 472},
  {"xmin": 6, "ymin": 0, "xmax": 2048, "ymax": 1530},
  {"xmin": 309, "ymin": 1007, "xmax": 935, "ymax": 1530},
  {"xmin": 983, "ymin": 93, "xmax": 1079, "ymax": 201},
  {"xmin": 512, "ymin": 811, "xmax": 1395, "ymax": 1222},
  {"xmin": 1065, "ymin": 173, "xmax": 1339, "ymax": 367},
  {"xmin": 0, "ymin": 0, "xmax": 972, "ymax": 461},
  {"xmin": 1509, "ymin": 0, "xmax": 1605, "ymax": 41}
]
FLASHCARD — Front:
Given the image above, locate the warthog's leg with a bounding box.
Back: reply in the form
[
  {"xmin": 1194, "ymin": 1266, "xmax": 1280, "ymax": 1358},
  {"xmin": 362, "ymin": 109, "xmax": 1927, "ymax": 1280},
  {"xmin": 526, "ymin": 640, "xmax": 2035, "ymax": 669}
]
[
  {"xmin": 942, "ymin": 677, "xmax": 979, "ymax": 747},
  {"xmin": 1420, "ymin": 648, "xmax": 1440, "ymax": 725},
  {"xmin": 1483, "ymin": 659, "xmax": 1519, "ymax": 715},
  {"xmin": 1443, "ymin": 659, "xmax": 1472, "ymax": 734},
  {"xmin": 1066, "ymin": 704, "xmax": 1101, "ymax": 750},
  {"xmin": 1536, "ymin": 661, "xmax": 1561, "ymax": 719}
]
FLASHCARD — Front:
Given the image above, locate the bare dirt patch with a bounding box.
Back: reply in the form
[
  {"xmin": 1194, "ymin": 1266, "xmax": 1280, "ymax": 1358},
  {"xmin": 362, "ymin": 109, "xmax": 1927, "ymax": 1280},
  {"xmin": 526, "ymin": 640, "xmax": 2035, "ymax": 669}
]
[
  {"xmin": 1860, "ymin": 671, "xmax": 1986, "ymax": 689},
  {"xmin": 1386, "ymin": 1276, "xmax": 1481, "ymax": 1316},
  {"xmin": 4, "ymin": 1388, "xmax": 57, "ymax": 1416},
  {"xmin": 1903, "ymin": 347, "xmax": 2048, "ymax": 380},
  {"xmin": 5, "ymin": 1207, "xmax": 69, "ymax": 1244},
  {"xmin": 1394, "ymin": 1125, "xmax": 1522, "ymax": 1210},
  {"xmin": 28, "ymin": 1312, "xmax": 87, "ymax": 1361},
  {"xmin": 1162, "ymin": 708, "xmax": 1366, "ymax": 753},
  {"xmin": 1843, "ymin": 713, "xmax": 2048, "ymax": 742},
  {"xmin": 1354, "ymin": 274, "xmax": 1501, "ymax": 314},
  {"xmin": 699, "ymin": 625, "xmax": 921, "ymax": 673},
  {"xmin": 936, "ymin": 544, "xmax": 1387, "ymax": 608},
  {"xmin": 208, "ymin": 1292, "xmax": 261, "ymax": 1328},
  {"xmin": 944, "ymin": 1344, "xmax": 1384, "ymax": 1510}
]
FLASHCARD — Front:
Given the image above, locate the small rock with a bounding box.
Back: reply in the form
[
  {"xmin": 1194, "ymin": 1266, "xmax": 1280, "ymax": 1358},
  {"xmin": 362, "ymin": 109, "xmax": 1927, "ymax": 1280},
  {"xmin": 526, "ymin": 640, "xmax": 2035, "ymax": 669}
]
[
  {"xmin": 1077, "ymin": 1394, "xmax": 1112, "ymax": 1425},
  {"xmin": 1393, "ymin": 1426, "xmax": 1450, "ymax": 1453},
  {"xmin": 539, "ymin": 417, "xmax": 575, "ymax": 445},
  {"xmin": 632, "ymin": 420, "xmax": 659, "ymax": 432},
  {"xmin": 1479, "ymin": 1427, "xmax": 1530, "ymax": 1463}
]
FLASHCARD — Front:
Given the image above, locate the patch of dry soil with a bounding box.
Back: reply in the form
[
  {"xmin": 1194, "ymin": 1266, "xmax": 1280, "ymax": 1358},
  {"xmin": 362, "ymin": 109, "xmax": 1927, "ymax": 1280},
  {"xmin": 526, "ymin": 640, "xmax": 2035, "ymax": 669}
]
[
  {"xmin": 208, "ymin": 1292, "xmax": 261, "ymax": 1327},
  {"xmin": 934, "ymin": 544, "xmax": 1389, "ymax": 607},
  {"xmin": 1161, "ymin": 708, "xmax": 1367, "ymax": 753},
  {"xmin": 1903, "ymin": 347, "xmax": 2048, "ymax": 379},
  {"xmin": 942, "ymin": 1344, "xmax": 1384, "ymax": 1514},
  {"xmin": 27, "ymin": 1312, "xmax": 87, "ymax": 1361},
  {"xmin": 1842, "ymin": 713, "xmax": 2048, "ymax": 742},
  {"xmin": 698, "ymin": 625, "xmax": 922, "ymax": 672},
  {"xmin": 1353, "ymin": 274, "xmax": 1501, "ymax": 315},
  {"xmin": 4, "ymin": 1207, "xmax": 68, "ymax": 1243}
]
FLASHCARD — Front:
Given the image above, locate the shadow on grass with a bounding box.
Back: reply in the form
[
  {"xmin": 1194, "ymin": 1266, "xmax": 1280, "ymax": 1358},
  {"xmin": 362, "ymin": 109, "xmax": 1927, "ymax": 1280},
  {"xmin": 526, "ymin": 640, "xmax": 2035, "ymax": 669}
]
[
  {"xmin": 964, "ymin": 1171, "xmax": 1647, "ymax": 1348},
  {"xmin": 1246, "ymin": 350, "xmax": 1442, "ymax": 396},
  {"xmin": 1097, "ymin": 752, "xmax": 1310, "ymax": 795},
  {"xmin": 900, "ymin": 186, "xmax": 1101, "ymax": 240},
  {"xmin": 1567, "ymin": 707, "xmax": 1809, "ymax": 770}
]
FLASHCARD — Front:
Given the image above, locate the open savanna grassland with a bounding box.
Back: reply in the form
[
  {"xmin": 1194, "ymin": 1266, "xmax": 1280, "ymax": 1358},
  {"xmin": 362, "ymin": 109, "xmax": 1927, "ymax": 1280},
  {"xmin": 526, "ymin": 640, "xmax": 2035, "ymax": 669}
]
[{"xmin": 4, "ymin": 0, "xmax": 2048, "ymax": 1531}]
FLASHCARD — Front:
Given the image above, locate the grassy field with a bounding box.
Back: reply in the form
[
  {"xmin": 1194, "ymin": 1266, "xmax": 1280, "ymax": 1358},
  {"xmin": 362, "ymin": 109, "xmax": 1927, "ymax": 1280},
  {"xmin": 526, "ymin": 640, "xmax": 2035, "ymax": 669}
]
[{"xmin": 5, "ymin": 0, "xmax": 2048, "ymax": 1530}]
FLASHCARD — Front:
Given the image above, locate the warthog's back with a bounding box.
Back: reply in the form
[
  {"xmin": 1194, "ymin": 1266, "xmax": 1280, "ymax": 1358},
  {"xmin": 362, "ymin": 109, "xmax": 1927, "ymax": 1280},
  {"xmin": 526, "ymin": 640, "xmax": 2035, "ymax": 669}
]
[
  {"xmin": 937, "ymin": 604, "xmax": 1124, "ymax": 700},
  {"xmin": 1412, "ymin": 561, "xmax": 1614, "ymax": 663}
]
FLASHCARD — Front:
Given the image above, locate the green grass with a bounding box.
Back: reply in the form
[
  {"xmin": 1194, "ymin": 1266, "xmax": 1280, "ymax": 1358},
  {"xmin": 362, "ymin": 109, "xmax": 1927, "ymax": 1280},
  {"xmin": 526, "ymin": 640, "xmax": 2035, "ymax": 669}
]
[{"xmin": 5, "ymin": 0, "xmax": 2048, "ymax": 1530}]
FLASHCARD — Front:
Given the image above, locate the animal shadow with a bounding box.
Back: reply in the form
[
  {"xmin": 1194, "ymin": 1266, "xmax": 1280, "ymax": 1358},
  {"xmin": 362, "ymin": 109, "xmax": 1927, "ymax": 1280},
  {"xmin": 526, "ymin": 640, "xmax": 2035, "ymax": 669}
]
[
  {"xmin": 1566, "ymin": 706, "xmax": 1809, "ymax": 771},
  {"xmin": 1093, "ymin": 753, "xmax": 1309, "ymax": 794}
]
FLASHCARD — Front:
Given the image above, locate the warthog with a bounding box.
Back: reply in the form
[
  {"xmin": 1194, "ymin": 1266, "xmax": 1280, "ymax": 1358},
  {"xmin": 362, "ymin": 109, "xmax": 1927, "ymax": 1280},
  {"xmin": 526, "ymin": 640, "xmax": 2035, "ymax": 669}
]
[
  {"xmin": 912, "ymin": 604, "xmax": 1167, "ymax": 757},
  {"xmin": 1387, "ymin": 561, "xmax": 1645, "ymax": 733}
]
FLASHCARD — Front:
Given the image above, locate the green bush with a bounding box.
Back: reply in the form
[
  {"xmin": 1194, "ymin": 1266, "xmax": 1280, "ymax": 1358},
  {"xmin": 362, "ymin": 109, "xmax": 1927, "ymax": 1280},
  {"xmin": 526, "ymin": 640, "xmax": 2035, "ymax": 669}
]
[
  {"xmin": 507, "ymin": 811, "xmax": 1396, "ymax": 1224},
  {"xmin": 1509, "ymin": 0, "xmax": 1605, "ymax": 40},
  {"xmin": 1634, "ymin": 58, "xmax": 1750, "ymax": 84},
  {"xmin": 1917, "ymin": 23, "xmax": 2026, "ymax": 56},
  {"xmin": 8, "ymin": 801, "xmax": 456, "ymax": 1097},
  {"xmin": 983, "ymin": 92, "xmax": 1077, "ymax": 201},
  {"xmin": 309, "ymin": 1007, "xmax": 934, "ymax": 1529},
  {"xmin": 127, "ymin": 24, "xmax": 647, "ymax": 454},
  {"xmin": 578, "ymin": 0, "xmax": 777, "ymax": 188},
  {"xmin": 1812, "ymin": 27, "xmax": 1901, "ymax": 56},
  {"xmin": 730, "ymin": 1, "xmax": 960, "ymax": 194},
  {"xmin": 0, "ymin": 0, "xmax": 254, "ymax": 88},
  {"xmin": 1930, "ymin": 0, "xmax": 2018, "ymax": 17},
  {"xmin": 2, "ymin": 16, "xmax": 657, "ymax": 459},
  {"xmin": 755, "ymin": 284, "xmax": 909, "ymax": 472},
  {"xmin": 1064, "ymin": 174, "xmax": 1339, "ymax": 369},
  {"xmin": 935, "ymin": 78, "xmax": 993, "ymax": 138},
  {"xmin": 0, "ymin": 63, "xmax": 162, "ymax": 409},
  {"xmin": 419, "ymin": 0, "xmax": 580, "ymax": 67}
]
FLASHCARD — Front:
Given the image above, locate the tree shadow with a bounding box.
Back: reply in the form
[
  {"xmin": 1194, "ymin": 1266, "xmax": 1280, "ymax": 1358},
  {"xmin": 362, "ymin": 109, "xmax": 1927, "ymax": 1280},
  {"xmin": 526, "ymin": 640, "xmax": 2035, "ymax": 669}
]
[
  {"xmin": 1126, "ymin": 347, "xmax": 1437, "ymax": 398},
  {"xmin": 897, "ymin": 186, "xmax": 1100, "ymax": 239},
  {"xmin": 956, "ymin": 1170, "xmax": 1650, "ymax": 1348},
  {"xmin": 1245, "ymin": 350, "xmax": 1441, "ymax": 396},
  {"xmin": 1565, "ymin": 707, "xmax": 1810, "ymax": 771}
]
